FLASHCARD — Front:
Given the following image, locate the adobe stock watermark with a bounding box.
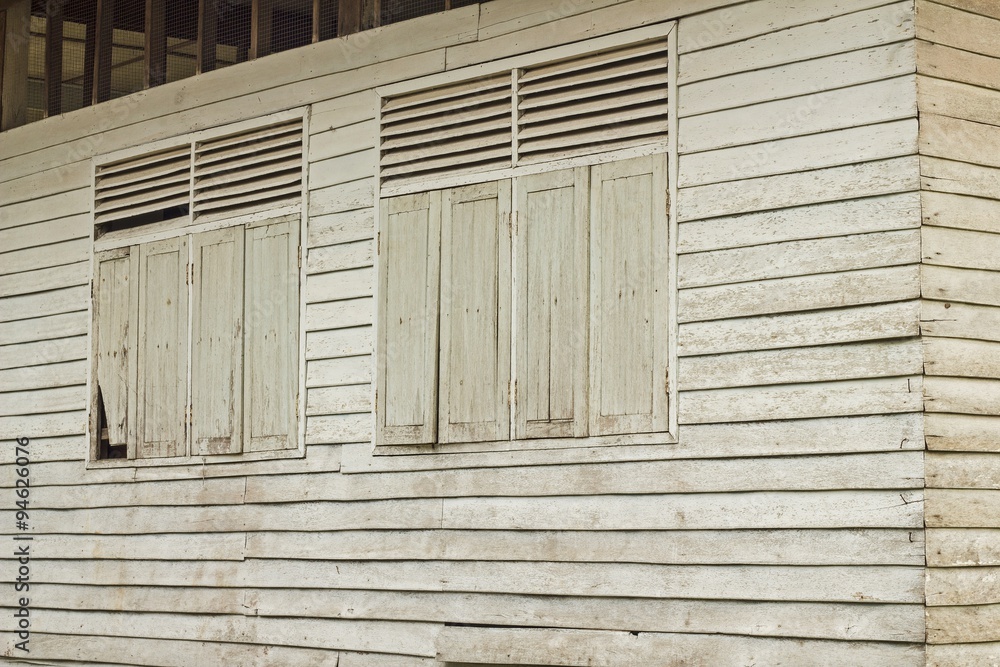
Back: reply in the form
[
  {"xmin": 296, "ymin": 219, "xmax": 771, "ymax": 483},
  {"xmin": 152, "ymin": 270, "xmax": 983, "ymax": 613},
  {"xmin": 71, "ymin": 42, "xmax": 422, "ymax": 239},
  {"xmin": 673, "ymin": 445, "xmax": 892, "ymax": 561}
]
[{"xmin": 11, "ymin": 437, "xmax": 32, "ymax": 654}]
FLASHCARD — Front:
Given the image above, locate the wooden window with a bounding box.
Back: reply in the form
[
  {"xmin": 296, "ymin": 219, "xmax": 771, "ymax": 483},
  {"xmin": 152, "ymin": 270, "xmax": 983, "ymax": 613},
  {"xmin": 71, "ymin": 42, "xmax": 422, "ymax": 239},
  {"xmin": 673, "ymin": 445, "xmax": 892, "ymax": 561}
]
[
  {"xmin": 377, "ymin": 157, "xmax": 671, "ymax": 448},
  {"xmin": 90, "ymin": 113, "xmax": 305, "ymax": 466}
]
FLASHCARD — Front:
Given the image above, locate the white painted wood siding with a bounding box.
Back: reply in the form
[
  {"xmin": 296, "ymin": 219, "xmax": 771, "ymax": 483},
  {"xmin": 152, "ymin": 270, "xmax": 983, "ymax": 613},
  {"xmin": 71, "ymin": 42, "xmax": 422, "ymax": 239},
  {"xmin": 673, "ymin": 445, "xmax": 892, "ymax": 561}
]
[
  {"xmin": 916, "ymin": 1, "xmax": 1000, "ymax": 663},
  {"xmin": 0, "ymin": 0, "xmax": 929, "ymax": 664}
]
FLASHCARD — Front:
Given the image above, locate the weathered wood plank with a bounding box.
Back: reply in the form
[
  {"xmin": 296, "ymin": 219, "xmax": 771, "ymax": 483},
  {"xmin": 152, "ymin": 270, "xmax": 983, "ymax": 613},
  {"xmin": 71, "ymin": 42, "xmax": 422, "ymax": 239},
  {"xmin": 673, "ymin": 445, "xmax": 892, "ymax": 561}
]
[
  {"xmin": 928, "ymin": 604, "xmax": 1000, "ymax": 644},
  {"xmin": 923, "ymin": 225, "xmax": 1000, "ymax": 272},
  {"xmin": 917, "ymin": 41, "xmax": 1000, "ymax": 92},
  {"xmin": 922, "ymin": 157, "xmax": 1000, "ymax": 200},
  {"xmin": 245, "ymin": 527, "xmax": 924, "ymax": 565},
  {"xmin": 0, "ymin": 285, "xmax": 89, "ymax": 323},
  {"xmin": 680, "ymin": 77, "xmax": 917, "ymax": 155},
  {"xmin": 306, "ymin": 267, "xmax": 374, "ymax": 302},
  {"xmin": 926, "ymin": 376, "xmax": 1000, "ymax": 415},
  {"xmin": 343, "ymin": 414, "xmax": 924, "ymax": 474},
  {"xmin": 310, "ymin": 149, "xmax": 379, "ymax": 191},
  {"xmin": 27, "ymin": 558, "xmax": 925, "ymax": 603},
  {"xmin": 25, "ymin": 533, "xmax": 248, "ymax": 560},
  {"xmin": 441, "ymin": 490, "xmax": 923, "ymax": 532},
  {"xmin": 310, "ymin": 91, "xmax": 378, "ymax": 133},
  {"xmin": 680, "ymin": 43, "xmax": 915, "ymax": 119},
  {"xmin": 680, "ymin": 377, "xmax": 923, "ymax": 424},
  {"xmin": 309, "ymin": 120, "xmax": 378, "ymax": 163},
  {"xmin": 0, "ymin": 213, "xmax": 89, "ymax": 254},
  {"xmin": 308, "ymin": 209, "xmax": 374, "ymax": 249},
  {"xmin": 926, "ymin": 412, "xmax": 1000, "ymax": 452},
  {"xmin": 917, "ymin": 0, "xmax": 1000, "ymax": 58},
  {"xmin": 255, "ymin": 590, "xmax": 923, "ymax": 643},
  {"xmin": 922, "ymin": 191, "xmax": 1000, "ymax": 234},
  {"xmin": 308, "ymin": 240, "xmax": 373, "ymax": 274},
  {"xmin": 927, "ymin": 565, "xmax": 1000, "ymax": 606},
  {"xmin": 307, "ymin": 327, "xmax": 373, "ymax": 360},
  {"xmin": 678, "ymin": 193, "xmax": 921, "ymax": 254},
  {"xmin": 926, "ymin": 488, "xmax": 1000, "ymax": 528},
  {"xmin": 927, "ymin": 528, "xmax": 1000, "ymax": 566},
  {"xmin": 677, "ymin": 0, "xmax": 909, "ymax": 56},
  {"xmin": 0, "ymin": 411, "xmax": 85, "ymax": 437},
  {"xmin": 678, "ymin": 265, "xmax": 920, "ymax": 323},
  {"xmin": 306, "ymin": 413, "xmax": 371, "ymax": 444},
  {"xmin": 248, "ymin": 452, "xmax": 923, "ymax": 503},
  {"xmin": 435, "ymin": 626, "xmax": 923, "ymax": 667},
  {"xmin": 32, "ymin": 476, "xmax": 246, "ymax": 509},
  {"xmin": 0, "ymin": 262, "xmax": 89, "ymax": 299},
  {"xmin": 306, "ymin": 298, "xmax": 374, "ymax": 332},
  {"xmin": 927, "ymin": 643, "xmax": 1000, "ymax": 667},
  {"xmin": 928, "ymin": 451, "xmax": 1000, "ymax": 489},
  {"xmin": 307, "ymin": 356, "xmax": 372, "ymax": 388},
  {"xmin": 679, "ymin": 301, "xmax": 920, "ymax": 356},
  {"xmin": 920, "ymin": 113, "xmax": 1000, "ymax": 168},
  {"xmin": 679, "ymin": 340, "xmax": 922, "ymax": 391},
  {"xmin": 0, "ymin": 385, "xmax": 85, "ymax": 416},
  {"xmin": 924, "ymin": 337, "xmax": 1000, "ymax": 379},
  {"xmin": 922, "ymin": 265, "xmax": 1000, "ymax": 308},
  {"xmin": 0, "ymin": 360, "xmax": 87, "ymax": 391},
  {"xmin": 678, "ymin": 230, "xmax": 920, "ymax": 289},
  {"xmin": 0, "ymin": 238, "xmax": 89, "ymax": 276},
  {"xmin": 0, "ymin": 610, "xmax": 436, "ymax": 657},
  {"xmin": 922, "ymin": 300, "xmax": 1000, "ymax": 343},
  {"xmin": 679, "ymin": 118, "xmax": 917, "ymax": 188},
  {"xmin": 308, "ymin": 384, "xmax": 372, "ymax": 415},
  {"xmin": 917, "ymin": 75, "xmax": 1000, "ymax": 127},
  {"xmin": 1, "ymin": 634, "xmax": 341, "ymax": 667},
  {"xmin": 678, "ymin": 156, "xmax": 920, "ymax": 221},
  {"xmin": 310, "ymin": 179, "xmax": 377, "ymax": 217},
  {"xmin": 0, "ymin": 188, "xmax": 90, "ymax": 230}
]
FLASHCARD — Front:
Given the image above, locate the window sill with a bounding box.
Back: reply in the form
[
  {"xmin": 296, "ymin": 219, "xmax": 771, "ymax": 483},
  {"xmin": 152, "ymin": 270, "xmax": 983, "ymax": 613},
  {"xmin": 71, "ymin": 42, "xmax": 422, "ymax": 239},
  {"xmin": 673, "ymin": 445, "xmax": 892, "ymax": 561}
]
[
  {"xmin": 373, "ymin": 430, "xmax": 678, "ymax": 457},
  {"xmin": 86, "ymin": 446, "xmax": 305, "ymax": 470}
]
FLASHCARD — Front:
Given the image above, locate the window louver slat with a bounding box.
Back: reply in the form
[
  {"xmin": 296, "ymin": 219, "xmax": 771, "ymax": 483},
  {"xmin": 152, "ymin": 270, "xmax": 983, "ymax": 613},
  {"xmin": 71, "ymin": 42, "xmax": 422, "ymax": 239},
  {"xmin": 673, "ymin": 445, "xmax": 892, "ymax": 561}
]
[
  {"xmin": 194, "ymin": 120, "xmax": 303, "ymax": 220},
  {"xmin": 380, "ymin": 74, "xmax": 514, "ymax": 187},
  {"xmin": 516, "ymin": 38, "xmax": 670, "ymax": 164},
  {"xmin": 94, "ymin": 148, "xmax": 191, "ymax": 226}
]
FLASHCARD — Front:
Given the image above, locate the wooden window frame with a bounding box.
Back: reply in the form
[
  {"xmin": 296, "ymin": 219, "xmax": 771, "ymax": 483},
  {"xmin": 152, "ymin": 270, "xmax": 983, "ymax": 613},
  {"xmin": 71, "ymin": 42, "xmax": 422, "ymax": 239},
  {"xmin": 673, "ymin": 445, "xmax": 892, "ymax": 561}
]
[
  {"xmin": 372, "ymin": 23, "xmax": 679, "ymax": 457},
  {"xmin": 87, "ymin": 110, "xmax": 309, "ymax": 469}
]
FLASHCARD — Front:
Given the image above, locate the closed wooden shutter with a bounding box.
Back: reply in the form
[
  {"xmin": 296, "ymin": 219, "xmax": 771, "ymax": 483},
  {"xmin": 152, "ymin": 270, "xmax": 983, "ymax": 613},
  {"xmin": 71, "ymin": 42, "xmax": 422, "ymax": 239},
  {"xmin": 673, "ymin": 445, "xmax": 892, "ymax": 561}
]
[
  {"xmin": 439, "ymin": 181, "xmax": 512, "ymax": 443},
  {"xmin": 243, "ymin": 217, "xmax": 300, "ymax": 451},
  {"xmin": 514, "ymin": 168, "xmax": 590, "ymax": 439},
  {"xmin": 94, "ymin": 249, "xmax": 138, "ymax": 449},
  {"xmin": 191, "ymin": 228, "xmax": 245, "ymax": 455},
  {"xmin": 590, "ymin": 154, "xmax": 669, "ymax": 435},
  {"xmin": 377, "ymin": 192, "xmax": 441, "ymax": 445},
  {"xmin": 136, "ymin": 236, "xmax": 189, "ymax": 458}
]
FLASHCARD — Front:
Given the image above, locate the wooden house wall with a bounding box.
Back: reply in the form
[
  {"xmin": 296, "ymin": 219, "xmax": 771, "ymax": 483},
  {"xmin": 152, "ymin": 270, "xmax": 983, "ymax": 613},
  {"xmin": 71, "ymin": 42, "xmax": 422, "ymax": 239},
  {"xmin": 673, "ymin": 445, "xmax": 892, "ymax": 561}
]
[
  {"xmin": 916, "ymin": 1, "xmax": 1000, "ymax": 665},
  {"xmin": 0, "ymin": 0, "xmax": 929, "ymax": 664}
]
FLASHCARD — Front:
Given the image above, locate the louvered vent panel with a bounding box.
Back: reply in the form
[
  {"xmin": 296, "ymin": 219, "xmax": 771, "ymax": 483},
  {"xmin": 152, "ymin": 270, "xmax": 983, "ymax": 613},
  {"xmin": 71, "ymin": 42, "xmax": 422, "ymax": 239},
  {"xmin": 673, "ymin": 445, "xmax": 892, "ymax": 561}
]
[
  {"xmin": 94, "ymin": 146, "xmax": 191, "ymax": 225},
  {"xmin": 380, "ymin": 74, "xmax": 513, "ymax": 186},
  {"xmin": 194, "ymin": 119, "xmax": 304, "ymax": 221},
  {"xmin": 517, "ymin": 38, "xmax": 670, "ymax": 163}
]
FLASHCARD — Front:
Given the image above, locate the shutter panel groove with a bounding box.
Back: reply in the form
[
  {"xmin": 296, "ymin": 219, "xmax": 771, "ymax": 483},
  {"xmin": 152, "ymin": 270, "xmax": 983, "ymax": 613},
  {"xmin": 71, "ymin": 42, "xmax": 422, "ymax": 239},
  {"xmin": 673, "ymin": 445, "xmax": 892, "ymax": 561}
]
[
  {"xmin": 94, "ymin": 146, "xmax": 191, "ymax": 226},
  {"xmin": 194, "ymin": 119, "xmax": 304, "ymax": 222},
  {"xmin": 380, "ymin": 74, "xmax": 513, "ymax": 187}
]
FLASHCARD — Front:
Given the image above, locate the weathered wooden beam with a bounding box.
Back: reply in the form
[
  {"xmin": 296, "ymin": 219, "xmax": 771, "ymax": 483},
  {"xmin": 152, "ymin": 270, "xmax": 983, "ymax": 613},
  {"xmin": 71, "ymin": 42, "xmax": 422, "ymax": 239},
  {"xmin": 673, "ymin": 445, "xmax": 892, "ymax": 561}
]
[
  {"xmin": 0, "ymin": 0, "xmax": 28, "ymax": 130},
  {"xmin": 338, "ymin": 0, "xmax": 362, "ymax": 36},
  {"xmin": 364, "ymin": 0, "xmax": 379, "ymax": 29},
  {"xmin": 0, "ymin": 10, "xmax": 6, "ymax": 126},
  {"xmin": 92, "ymin": 0, "xmax": 114, "ymax": 104},
  {"xmin": 197, "ymin": 0, "xmax": 217, "ymax": 74},
  {"xmin": 44, "ymin": 1, "xmax": 64, "ymax": 116},
  {"xmin": 312, "ymin": 0, "xmax": 320, "ymax": 42},
  {"xmin": 144, "ymin": 0, "xmax": 166, "ymax": 87},
  {"xmin": 81, "ymin": 3, "xmax": 95, "ymax": 107},
  {"xmin": 250, "ymin": 0, "xmax": 273, "ymax": 59}
]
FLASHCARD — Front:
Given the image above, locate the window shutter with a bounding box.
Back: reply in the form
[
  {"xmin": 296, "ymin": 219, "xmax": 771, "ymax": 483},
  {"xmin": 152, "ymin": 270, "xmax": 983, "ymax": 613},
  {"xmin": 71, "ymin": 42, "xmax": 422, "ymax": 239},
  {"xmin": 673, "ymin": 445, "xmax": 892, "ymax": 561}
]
[
  {"xmin": 191, "ymin": 228, "xmax": 245, "ymax": 455},
  {"xmin": 514, "ymin": 167, "xmax": 589, "ymax": 439},
  {"xmin": 517, "ymin": 38, "xmax": 670, "ymax": 163},
  {"xmin": 439, "ymin": 181, "xmax": 512, "ymax": 443},
  {"xmin": 136, "ymin": 236, "xmax": 189, "ymax": 458},
  {"xmin": 94, "ymin": 249, "xmax": 138, "ymax": 448},
  {"xmin": 377, "ymin": 192, "xmax": 441, "ymax": 445},
  {"xmin": 243, "ymin": 216, "xmax": 300, "ymax": 451},
  {"xmin": 590, "ymin": 154, "xmax": 669, "ymax": 435}
]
